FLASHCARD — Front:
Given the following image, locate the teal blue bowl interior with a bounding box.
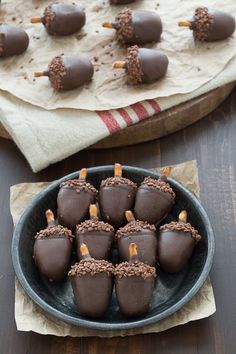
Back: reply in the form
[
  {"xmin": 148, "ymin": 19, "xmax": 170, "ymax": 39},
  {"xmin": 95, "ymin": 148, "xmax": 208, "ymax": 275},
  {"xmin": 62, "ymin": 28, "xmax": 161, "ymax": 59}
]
[{"xmin": 11, "ymin": 166, "xmax": 215, "ymax": 331}]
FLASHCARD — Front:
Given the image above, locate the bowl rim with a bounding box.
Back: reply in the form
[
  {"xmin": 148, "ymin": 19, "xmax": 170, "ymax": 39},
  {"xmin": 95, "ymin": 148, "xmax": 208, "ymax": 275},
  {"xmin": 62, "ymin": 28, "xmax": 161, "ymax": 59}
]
[{"xmin": 11, "ymin": 165, "xmax": 215, "ymax": 331}]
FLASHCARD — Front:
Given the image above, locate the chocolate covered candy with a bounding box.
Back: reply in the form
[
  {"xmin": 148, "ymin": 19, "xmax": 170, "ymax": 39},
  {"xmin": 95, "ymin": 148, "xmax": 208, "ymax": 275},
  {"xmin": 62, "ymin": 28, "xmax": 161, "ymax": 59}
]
[
  {"xmin": 69, "ymin": 244, "xmax": 114, "ymax": 318},
  {"xmin": 110, "ymin": 0, "xmax": 136, "ymax": 4},
  {"xmin": 113, "ymin": 45, "xmax": 168, "ymax": 84},
  {"xmin": 158, "ymin": 211, "xmax": 202, "ymax": 273},
  {"xmin": 57, "ymin": 168, "xmax": 98, "ymax": 231},
  {"xmin": 134, "ymin": 167, "xmax": 175, "ymax": 225},
  {"xmin": 103, "ymin": 8, "xmax": 162, "ymax": 44},
  {"xmin": 178, "ymin": 7, "xmax": 235, "ymax": 41},
  {"xmin": 31, "ymin": 3, "xmax": 85, "ymax": 36},
  {"xmin": 115, "ymin": 243, "xmax": 156, "ymax": 317},
  {"xmin": 76, "ymin": 204, "xmax": 114, "ymax": 260},
  {"xmin": 0, "ymin": 24, "xmax": 29, "ymax": 57},
  {"xmin": 99, "ymin": 163, "xmax": 137, "ymax": 229},
  {"xmin": 33, "ymin": 210, "xmax": 73, "ymax": 281},
  {"xmin": 34, "ymin": 54, "xmax": 94, "ymax": 91},
  {"xmin": 117, "ymin": 211, "xmax": 157, "ymax": 266}
]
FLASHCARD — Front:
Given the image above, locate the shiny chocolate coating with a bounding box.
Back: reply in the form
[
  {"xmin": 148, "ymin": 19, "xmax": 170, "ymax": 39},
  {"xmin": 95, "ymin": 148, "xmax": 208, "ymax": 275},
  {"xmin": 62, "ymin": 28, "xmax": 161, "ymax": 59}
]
[
  {"xmin": 76, "ymin": 229, "xmax": 114, "ymax": 260},
  {"xmin": 99, "ymin": 184, "xmax": 136, "ymax": 229},
  {"xmin": 110, "ymin": 0, "xmax": 136, "ymax": 4},
  {"xmin": 139, "ymin": 48, "xmax": 168, "ymax": 84},
  {"xmin": 117, "ymin": 229, "xmax": 157, "ymax": 266},
  {"xmin": 43, "ymin": 3, "xmax": 86, "ymax": 36},
  {"xmin": 34, "ymin": 236, "xmax": 72, "ymax": 281},
  {"xmin": 57, "ymin": 187, "xmax": 96, "ymax": 230},
  {"xmin": 193, "ymin": 8, "xmax": 235, "ymax": 41},
  {"xmin": 71, "ymin": 273, "xmax": 113, "ymax": 317},
  {"xmin": 158, "ymin": 230, "xmax": 195, "ymax": 273},
  {"xmin": 134, "ymin": 185, "xmax": 174, "ymax": 225},
  {"xmin": 115, "ymin": 276, "xmax": 155, "ymax": 317},
  {"xmin": 128, "ymin": 11, "xmax": 162, "ymax": 44},
  {"xmin": 0, "ymin": 24, "xmax": 29, "ymax": 57},
  {"xmin": 47, "ymin": 55, "xmax": 94, "ymax": 91}
]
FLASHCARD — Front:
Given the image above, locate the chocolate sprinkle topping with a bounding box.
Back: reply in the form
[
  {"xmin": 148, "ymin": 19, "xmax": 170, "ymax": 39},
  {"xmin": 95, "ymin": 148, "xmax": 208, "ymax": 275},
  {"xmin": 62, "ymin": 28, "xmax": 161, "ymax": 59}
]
[
  {"xmin": 101, "ymin": 176, "xmax": 137, "ymax": 188},
  {"xmin": 43, "ymin": 4, "xmax": 56, "ymax": 30},
  {"xmin": 48, "ymin": 55, "xmax": 67, "ymax": 90},
  {"xmin": 35, "ymin": 225, "xmax": 74, "ymax": 241},
  {"xmin": 141, "ymin": 176, "xmax": 176, "ymax": 198},
  {"xmin": 115, "ymin": 8, "xmax": 133, "ymax": 43},
  {"xmin": 114, "ymin": 261, "xmax": 156, "ymax": 279},
  {"xmin": 60, "ymin": 179, "xmax": 98, "ymax": 194},
  {"xmin": 77, "ymin": 219, "xmax": 114, "ymax": 233},
  {"xmin": 68, "ymin": 259, "xmax": 114, "ymax": 276},
  {"xmin": 191, "ymin": 7, "xmax": 214, "ymax": 41},
  {"xmin": 160, "ymin": 221, "xmax": 202, "ymax": 242},
  {"xmin": 116, "ymin": 220, "xmax": 156, "ymax": 239},
  {"xmin": 126, "ymin": 45, "xmax": 143, "ymax": 84}
]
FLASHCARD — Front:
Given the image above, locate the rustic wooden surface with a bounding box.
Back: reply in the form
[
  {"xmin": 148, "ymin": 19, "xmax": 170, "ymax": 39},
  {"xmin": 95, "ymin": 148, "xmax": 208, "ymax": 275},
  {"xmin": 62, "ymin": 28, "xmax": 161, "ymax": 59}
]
[
  {"xmin": 1, "ymin": 86, "xmax": 236, "ymax": 353},
  {"xmin": 0, "ymin": 83, "xmax": 234, "ymax": 148}
]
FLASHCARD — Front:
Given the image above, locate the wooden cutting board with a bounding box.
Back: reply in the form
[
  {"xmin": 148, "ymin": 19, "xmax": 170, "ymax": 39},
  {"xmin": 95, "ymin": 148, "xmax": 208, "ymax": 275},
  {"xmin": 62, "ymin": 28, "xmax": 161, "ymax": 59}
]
[{"xmin": 0, "ymin": 82, "xmax": 235, "ymax": 148}]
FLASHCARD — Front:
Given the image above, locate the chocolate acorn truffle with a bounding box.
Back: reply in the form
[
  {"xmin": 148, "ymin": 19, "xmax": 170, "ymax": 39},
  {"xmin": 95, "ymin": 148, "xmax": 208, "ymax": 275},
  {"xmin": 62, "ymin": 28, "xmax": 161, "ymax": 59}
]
[
  {"xmin": 178, "ymin": 7, "xmax": 235, "ymax": 41},
  {"xmin": 117, "ymin": 211, "xmax": 157, "ymax": 266},
  {"xmin": 33, "ymin": 210, "xmax": 73, "ymax": 282},
  {"xmin": 57, "ymin": 168, "xmax": 98, "ymax": 231},
  {"xmin": 115, "ymin": 243, "xmax": 156, "ymax": 317},
  {"xmin": 113, "ymin": 45, "xmax": 168, "ymax": 84},
  {"xmin": 102, "ymin": 8, "xmax": 162, "ymax": 44},
  {"xmin": 34, "ymin": 54, "xmax": 94, "ymax": 91},
  {"xmin": 99, "ymin": 163, "xmax": 137, "ymax": 229},
  {"xmin": 110, "ymin": 0, "xmax": 136, "ymax": 4},
  {"xmin": 76, "ymin": 204, "xmax": 115, "ymax": 260},
  {"xmin": 158, "ymin": 211, "xmax": 202, "ymax": 273},
  {"xmin": 69, "ymin": 244, "xmax": 114, "ymax": 318},
  {"xmin": 134, "ymin": 167, "xmax": 175, "ymax": 225},
  {"xmin": 0, "ymin": 24, "xmax": 29, "ymax": 57},
  {"xmin": 31, "ymin": 3, "xmax": 86, "ymax": 36}
]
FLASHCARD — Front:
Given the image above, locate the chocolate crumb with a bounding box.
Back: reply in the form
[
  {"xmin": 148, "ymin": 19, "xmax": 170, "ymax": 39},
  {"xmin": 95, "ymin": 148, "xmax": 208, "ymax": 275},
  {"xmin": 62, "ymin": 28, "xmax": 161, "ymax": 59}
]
[
  {"xmin": 76, "ymin": 219, "xmax": 114, "ymax": 233},
  {"xmin": 191, "ymin": 7, "xmax": 214, "ymax": 41},
  {"xmin": 114, "ymin": 261, "xmax": 156, "ymax": 279},
  {"xmin": 60, "ymin": 179, "xmax": 98, "ymax": 194},
  {"xmin": 126, "ymin": 45, "xmax": 143, "ymax": 84},
  {"xmin": 141, "ymin": 176, "xmax": 176, "ymax": 198},
  {"xmin": 101, "ymin": 176, "xmax": 137, "ymax": 188},
  {"xmin": 160, "ymin": 221, "xmax": 202, "ymax": 242},
  {"xmin": 115, "ymin": 8, "xmax": 133, "ymax": 44},
  {"xmin": 68, "ymin": 259, "xmax": 114, "ymax": 277},
  {"xmin": 116, "ymin": 220, "xmax": 156, "ymax": 239},
  {"xmin": 35, "ymin": 225, "xmax": 74, "ymax": 242}
]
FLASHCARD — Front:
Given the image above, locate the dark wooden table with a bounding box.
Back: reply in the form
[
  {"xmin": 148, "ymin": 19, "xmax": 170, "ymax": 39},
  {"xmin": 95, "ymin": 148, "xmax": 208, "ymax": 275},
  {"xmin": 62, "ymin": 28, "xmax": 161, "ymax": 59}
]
[{"xmin": 1, "ymin": 87, "xmax": 236, "ymax": 354}]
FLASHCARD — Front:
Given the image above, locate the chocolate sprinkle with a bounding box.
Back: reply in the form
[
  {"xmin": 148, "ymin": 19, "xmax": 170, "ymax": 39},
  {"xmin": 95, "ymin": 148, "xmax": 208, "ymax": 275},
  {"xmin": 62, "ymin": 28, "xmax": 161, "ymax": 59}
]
[
  {"xmin": 160, "ymin": 221, "xmax": 202, "ymax": 242},
  {"xmin": 191, "ymin": 7, "xmax": 214, "ymax": 41},
  {"xmin": 68, "ymin": 259, "xmax": 114, "ymax": 276},
  {"xmin": 35, "ymin": 225, "xmax": 74, "ymax": 241},
  {"xmin": 77, "ymin": 219, "xmax": 114, "ymax": 233},
  {"xmin": 141, "ymin": 176, "xmax": 176, "ymax": 198},
  {"xmin": 126, "ymin": 45, "xmax": 143, "ymax": 84},
  {"xmin": 43, "ymin": 4, "xmax": 56, "ymax": 32},
  {"xmin": 116, "ymin": 220, "xmax": 156, "ymax": 239},
  {"xmin": 115, "ymin": 8, "xmax": 133, "ymax": 43},
  {"xmin": 114, "ymin": 261, "xmax": 156, "ymax": 279},
  {"xmin": 101, "ymin": 176, "xmax": 137, "ymax": 188},
  {"xmin": 60, "ymin": 179, "xmax": 98, "ymax": 194},
  {"xmin": 48, "ymin": 55, "xmax": 67, "ymax": 90}
]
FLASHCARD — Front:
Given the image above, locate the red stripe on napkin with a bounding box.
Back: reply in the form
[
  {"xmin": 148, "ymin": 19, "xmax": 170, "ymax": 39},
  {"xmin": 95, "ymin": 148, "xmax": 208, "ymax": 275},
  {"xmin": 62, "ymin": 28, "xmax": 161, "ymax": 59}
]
[
  {"xmin": 117, "ymin": 108, "xmax": 133, "ymax": 126},
  {"xmin": 146, "ymin": 99, "xmax": 161, "ymax": 113},
  {"xmin": 130, "ymin": 102, "xmax": 149, "ymax": 121},
  {"xmin": 97, "ymin": 111, "xmax": 120, "ymax": 134}
]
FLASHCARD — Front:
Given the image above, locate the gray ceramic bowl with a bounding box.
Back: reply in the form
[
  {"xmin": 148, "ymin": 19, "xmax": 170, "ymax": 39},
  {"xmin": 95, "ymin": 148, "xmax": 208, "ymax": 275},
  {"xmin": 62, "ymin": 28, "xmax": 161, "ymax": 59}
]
[{"xmin": 11, "ymin": 166, "xmax": 214, "ymax": 331}]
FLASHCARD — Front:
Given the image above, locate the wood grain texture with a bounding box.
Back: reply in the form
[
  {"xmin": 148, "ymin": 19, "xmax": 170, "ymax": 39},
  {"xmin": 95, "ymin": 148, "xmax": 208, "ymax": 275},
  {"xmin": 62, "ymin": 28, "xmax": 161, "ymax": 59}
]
[
  {"xmin": 0, "ymin": 83, "xmax": 234, "ymax": 149},
  {"xmin": 1, "ymin": 87, "xmax": 236, "ymax": 353}
]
